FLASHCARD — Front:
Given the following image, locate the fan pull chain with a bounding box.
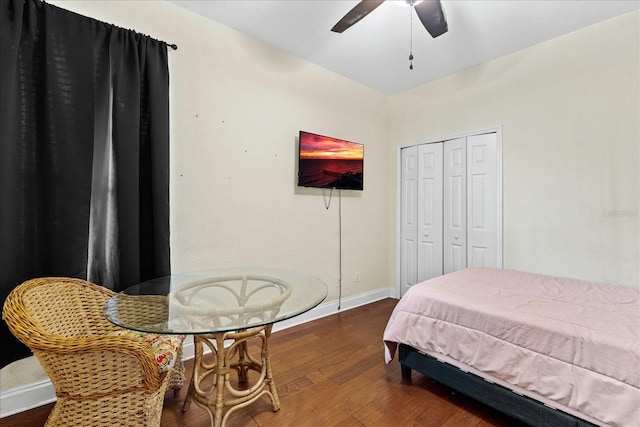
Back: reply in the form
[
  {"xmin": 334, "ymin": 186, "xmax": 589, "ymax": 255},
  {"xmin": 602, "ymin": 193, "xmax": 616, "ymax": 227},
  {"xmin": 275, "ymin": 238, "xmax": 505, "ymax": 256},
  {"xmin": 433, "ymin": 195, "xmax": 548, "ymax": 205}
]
[{"xmin": 409, "ymin": 4, "xmax": 414, "ymax": 70}]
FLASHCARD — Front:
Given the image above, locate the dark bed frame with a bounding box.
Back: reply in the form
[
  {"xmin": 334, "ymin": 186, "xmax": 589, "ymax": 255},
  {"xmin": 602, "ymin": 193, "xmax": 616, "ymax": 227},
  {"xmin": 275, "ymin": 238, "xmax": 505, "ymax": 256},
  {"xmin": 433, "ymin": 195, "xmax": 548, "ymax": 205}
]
[{"xmin": 398, "ymin": 344, "xmax": 598, "ymax": 427}]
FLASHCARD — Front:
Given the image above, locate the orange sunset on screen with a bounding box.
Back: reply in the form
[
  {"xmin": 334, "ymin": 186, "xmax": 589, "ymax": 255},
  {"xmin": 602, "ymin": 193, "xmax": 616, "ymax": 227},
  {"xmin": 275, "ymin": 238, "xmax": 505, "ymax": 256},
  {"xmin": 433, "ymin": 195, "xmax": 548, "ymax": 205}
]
[{"xmin": 300, "ymin": 134, "xmax": 363, "ymax": 160}]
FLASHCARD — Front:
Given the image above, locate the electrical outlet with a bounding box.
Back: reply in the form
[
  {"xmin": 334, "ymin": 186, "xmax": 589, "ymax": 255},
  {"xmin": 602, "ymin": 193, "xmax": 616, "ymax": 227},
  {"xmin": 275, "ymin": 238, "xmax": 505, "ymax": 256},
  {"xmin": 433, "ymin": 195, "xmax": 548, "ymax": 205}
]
[{"xmin": 355, "ymin": 272, "xmax": 359, "ymax": 282}]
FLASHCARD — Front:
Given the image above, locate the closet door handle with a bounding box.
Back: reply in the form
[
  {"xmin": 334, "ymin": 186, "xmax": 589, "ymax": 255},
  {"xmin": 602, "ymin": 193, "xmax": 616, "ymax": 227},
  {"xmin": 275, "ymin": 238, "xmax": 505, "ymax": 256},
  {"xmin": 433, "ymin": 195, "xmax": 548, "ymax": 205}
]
[
  {"xmin": 454, "ymin": 235, "xmax": 459, "ymax": 240},
  {"xmin": 424, "ymin": 233, "xmax": 429, "ymax": 237}
]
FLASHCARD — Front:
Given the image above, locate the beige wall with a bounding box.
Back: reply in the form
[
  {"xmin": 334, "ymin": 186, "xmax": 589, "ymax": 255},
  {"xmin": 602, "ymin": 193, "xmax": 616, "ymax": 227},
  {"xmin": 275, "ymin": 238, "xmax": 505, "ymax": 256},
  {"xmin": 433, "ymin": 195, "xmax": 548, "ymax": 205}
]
[
  {"xmin": 389, "ymin": 11, "xmax": 639, "ymax": 288},
  {"xmin": 52, "ymin": 0, "xmax": 392, "ymax": 302}
]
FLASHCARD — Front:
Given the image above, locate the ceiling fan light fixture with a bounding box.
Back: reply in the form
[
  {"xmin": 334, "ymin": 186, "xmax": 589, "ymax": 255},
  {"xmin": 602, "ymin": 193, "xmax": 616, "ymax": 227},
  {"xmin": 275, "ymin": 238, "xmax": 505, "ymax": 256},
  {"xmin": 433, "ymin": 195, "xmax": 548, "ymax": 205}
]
[{"xmin": 393, "ymin": 0, "xmax": 424, "ymax": 7}]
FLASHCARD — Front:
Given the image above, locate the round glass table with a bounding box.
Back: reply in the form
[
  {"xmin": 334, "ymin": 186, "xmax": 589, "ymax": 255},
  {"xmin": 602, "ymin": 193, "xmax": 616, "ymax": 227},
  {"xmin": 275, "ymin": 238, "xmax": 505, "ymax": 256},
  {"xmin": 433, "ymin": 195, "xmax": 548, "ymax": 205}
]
[{"xmin": 103, "ymin": 267, "xmax": 327, "ymax": 427}]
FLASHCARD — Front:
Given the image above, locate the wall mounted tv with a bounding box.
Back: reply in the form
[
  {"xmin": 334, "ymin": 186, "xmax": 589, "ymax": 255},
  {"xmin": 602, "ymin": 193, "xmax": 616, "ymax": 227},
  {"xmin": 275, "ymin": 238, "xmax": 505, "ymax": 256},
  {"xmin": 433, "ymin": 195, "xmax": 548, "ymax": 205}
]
[{"xmin": 298, "ymin": 131, "xmax": 364, "ymax": 191}]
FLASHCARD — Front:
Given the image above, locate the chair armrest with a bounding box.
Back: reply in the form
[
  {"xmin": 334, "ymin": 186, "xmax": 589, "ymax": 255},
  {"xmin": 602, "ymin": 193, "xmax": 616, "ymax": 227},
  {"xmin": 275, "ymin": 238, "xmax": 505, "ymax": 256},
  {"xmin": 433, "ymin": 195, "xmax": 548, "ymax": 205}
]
[{"xmin": 25, "ymin": 331, "xmax": 166, "ymax": 392}]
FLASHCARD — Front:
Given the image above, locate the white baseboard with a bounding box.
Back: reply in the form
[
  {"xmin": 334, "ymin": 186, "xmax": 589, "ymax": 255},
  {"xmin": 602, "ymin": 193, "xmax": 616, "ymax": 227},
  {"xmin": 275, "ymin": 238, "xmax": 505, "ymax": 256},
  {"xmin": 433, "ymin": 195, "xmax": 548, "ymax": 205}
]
[
  {"xmin": 0, "ymin": 287, "xmax": 394, "ymax": 418},
  {"xmin": 0, "ymin": 379, "xmax": 57, "ymax": 418}
]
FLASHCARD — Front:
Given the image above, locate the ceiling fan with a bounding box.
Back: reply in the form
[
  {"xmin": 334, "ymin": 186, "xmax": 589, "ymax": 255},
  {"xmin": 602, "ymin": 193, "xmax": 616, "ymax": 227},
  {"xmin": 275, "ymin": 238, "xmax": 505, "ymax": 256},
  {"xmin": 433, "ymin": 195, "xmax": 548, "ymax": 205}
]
[{"xmin": 331, "ymin": 0, "xmax": 448, "ymax": 38}]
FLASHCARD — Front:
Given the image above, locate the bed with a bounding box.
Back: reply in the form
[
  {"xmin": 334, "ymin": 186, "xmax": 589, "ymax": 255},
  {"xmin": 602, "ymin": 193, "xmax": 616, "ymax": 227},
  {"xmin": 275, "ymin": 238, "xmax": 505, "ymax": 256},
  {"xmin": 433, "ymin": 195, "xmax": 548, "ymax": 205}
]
[{"xmin": 383, "ymin": 268, "xmax": 640, "ymax": 427}]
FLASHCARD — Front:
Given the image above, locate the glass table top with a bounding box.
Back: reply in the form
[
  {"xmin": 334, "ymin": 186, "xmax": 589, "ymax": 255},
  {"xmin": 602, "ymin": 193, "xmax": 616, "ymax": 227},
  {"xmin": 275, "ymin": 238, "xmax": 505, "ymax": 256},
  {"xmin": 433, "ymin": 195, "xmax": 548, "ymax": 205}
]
[{"xmin": 103, "ymin": 267, "xmax": 328, "ymax": 335}]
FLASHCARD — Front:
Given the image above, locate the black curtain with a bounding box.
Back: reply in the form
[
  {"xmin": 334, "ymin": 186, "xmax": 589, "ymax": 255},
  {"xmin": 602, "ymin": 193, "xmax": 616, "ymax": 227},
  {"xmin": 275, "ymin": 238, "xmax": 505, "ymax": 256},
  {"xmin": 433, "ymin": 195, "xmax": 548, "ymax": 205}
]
[{"xmin": 0, "ymin": 0, "xmax": 171, "ymax": 368}]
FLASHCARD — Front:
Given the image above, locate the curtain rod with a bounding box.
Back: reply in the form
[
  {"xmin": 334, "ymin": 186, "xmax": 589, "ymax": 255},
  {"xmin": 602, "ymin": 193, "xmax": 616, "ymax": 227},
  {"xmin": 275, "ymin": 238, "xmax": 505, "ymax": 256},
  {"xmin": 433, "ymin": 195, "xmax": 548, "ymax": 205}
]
[{"xmin": 43, "ymin": 1, "xmax": 177, "ymax": 50}]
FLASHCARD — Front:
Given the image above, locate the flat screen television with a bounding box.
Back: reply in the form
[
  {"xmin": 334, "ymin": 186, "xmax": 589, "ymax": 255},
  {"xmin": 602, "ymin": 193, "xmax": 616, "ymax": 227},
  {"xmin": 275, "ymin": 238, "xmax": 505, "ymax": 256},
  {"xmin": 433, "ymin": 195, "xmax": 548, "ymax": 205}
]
[{"xmin": 297, "ymin": 131, "xmax": 364, "ymax": 191}]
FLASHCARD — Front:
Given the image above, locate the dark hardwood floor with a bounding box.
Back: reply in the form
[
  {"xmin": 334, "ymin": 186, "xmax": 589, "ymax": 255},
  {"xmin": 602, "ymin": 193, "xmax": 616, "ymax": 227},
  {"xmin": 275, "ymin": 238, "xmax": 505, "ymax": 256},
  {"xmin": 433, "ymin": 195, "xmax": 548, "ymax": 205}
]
[{"xmin": 3, "ymin": 298, "xmax": 525, "ymax": 427}]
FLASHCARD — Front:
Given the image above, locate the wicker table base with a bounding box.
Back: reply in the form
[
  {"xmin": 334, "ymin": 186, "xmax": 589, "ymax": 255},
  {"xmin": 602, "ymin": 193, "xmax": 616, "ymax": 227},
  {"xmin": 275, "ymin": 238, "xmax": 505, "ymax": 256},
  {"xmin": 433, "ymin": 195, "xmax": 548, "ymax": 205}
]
[{"xmin": 182, "ymin": 325, "xmax": 280, "ymax": 427}]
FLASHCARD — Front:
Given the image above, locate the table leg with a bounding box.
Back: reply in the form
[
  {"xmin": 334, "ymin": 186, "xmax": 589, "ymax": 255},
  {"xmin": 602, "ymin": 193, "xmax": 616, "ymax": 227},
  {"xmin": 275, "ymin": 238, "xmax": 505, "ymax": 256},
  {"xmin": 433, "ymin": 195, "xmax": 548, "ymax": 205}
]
[
  {"xmin": 182, "ymin": 326, "xmax": 280, "ymax": 427},
  {"xmin": 235, "ymin": 340, "xmax": 249, "ymax": 383},
  {"xmin": 263, "ymin": 325, "xmax": 280, "ymax": 411},
  {"xmin": 181, "ymin": 335, "xmax": 203, "ymax": 413}
]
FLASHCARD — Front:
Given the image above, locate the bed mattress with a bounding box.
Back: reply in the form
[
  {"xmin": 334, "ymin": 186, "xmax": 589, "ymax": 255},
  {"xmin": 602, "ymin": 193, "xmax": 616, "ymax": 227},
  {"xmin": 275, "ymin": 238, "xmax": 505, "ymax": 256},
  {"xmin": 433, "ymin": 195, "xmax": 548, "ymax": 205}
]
[{"xmin": 383, "ymin": 268, "xmax": 640, "ymax": 427}]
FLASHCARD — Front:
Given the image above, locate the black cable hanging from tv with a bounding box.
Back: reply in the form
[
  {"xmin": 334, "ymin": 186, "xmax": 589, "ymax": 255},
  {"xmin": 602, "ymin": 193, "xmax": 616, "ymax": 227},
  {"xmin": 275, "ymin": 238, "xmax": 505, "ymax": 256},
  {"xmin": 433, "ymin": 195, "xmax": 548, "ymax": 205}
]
[
  {"xmin": 338, "ymin": 189, "xmax": 342, "ymax": 311},
  {"xmin": 322, "ymin": 187, "xmax": 343, "ymax": 311},
  {"xmin": 323, "ymin": 188, "xmax": 334, "ymax": 210}
]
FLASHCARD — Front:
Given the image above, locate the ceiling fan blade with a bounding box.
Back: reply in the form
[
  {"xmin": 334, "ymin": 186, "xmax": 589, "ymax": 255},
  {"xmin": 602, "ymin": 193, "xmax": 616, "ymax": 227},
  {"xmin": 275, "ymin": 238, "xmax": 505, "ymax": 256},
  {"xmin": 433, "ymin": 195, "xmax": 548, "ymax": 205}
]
[
  {"xmin": 331, "ymin": 0, "xmax": 385, "ymax": 33},
  {"xmin": 414, "ymin": 0, "xmax": 448, "ymax": 38}
]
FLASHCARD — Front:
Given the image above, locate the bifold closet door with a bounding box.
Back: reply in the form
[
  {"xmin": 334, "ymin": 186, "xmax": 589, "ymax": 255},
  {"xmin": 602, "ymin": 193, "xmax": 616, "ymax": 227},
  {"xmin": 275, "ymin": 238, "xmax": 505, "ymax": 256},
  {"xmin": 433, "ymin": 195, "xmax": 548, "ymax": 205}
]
[
  {"xmin": 417, "ymin": 143, "xmax": 443, "ymax": 282},
  {"xmin": 466, "ymin": 133, "xmax": 498, "ymax": 268},
  {"xmin": 400, "ymin": 146, "xmax": 418, "ymax": 295},
  {"xmin": 400, "ymin": 132, "xmax": 500, "ymax": 296},
  {"xmin": 443, "ymin": 138, "xmax": 467, "ymax": 274},
  {"xmin": 400, "ymin": 144, "xmax": 443, "ymax": 296},
  {"xmin": 443, "ymin": 134, "xmax": 499, "ymax": 272}
]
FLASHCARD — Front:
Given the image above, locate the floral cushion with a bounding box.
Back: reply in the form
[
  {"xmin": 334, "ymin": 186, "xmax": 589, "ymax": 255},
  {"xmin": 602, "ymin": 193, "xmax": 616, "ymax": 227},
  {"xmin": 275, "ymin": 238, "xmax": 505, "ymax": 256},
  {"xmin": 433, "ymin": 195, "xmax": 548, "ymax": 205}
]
[{"xmin": 109, "ymin": 330, "xmax": 184, "ymax": 373}]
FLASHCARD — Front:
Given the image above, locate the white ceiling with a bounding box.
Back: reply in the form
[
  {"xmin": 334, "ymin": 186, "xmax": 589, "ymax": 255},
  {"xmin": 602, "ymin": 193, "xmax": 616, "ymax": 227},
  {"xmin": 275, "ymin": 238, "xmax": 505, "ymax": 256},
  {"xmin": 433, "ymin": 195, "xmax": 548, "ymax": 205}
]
[{"xmin": 169, "ymin": 0, "xmax": 640, "ymax": 95}]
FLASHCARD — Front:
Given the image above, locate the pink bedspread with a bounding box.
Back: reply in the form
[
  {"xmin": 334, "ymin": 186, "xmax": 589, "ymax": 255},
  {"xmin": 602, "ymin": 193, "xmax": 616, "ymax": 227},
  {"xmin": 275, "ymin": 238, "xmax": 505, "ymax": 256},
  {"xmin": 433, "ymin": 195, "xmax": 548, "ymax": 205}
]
[{"xmin": 383, "ymin": 268, "xmax": 640, "ymax": 427}]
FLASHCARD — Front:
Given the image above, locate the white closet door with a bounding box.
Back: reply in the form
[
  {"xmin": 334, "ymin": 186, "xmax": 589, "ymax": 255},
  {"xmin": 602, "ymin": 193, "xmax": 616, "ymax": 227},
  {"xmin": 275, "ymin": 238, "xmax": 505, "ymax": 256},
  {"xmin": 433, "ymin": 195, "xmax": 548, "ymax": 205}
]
[
  {"xmin": 466, "ymin": 133, "xmax": 499, "ymax": 267},
  {"xmin": 417, "ymin": 143, "xmax": 443, "ymax": 282},
  {"xmin": 443, "ymin": 138, "xmax": 467, "ymax": 274},
  {"xmin": 398, "ymin": 130, "xmax": 502, "ymax": 296},
  {"xmin": 400, "ymin": 146, "xmax": 418, "ymax": 295}
]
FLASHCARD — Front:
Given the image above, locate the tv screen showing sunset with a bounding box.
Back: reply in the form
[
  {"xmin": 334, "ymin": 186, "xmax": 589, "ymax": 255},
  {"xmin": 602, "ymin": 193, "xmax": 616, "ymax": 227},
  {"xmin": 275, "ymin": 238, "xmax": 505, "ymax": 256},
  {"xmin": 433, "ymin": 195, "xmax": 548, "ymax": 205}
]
[{"xmin": 298, "ymin": 131, "xmax": 363, "ymax": 190}]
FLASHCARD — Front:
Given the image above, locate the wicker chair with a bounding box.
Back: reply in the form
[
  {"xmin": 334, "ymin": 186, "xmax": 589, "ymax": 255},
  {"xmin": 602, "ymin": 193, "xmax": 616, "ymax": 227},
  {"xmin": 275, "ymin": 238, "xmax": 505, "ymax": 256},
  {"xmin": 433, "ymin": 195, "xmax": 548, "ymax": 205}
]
[{"xmin": 2, "ymin": 277, "xmax": 184, "ymax": 427}]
